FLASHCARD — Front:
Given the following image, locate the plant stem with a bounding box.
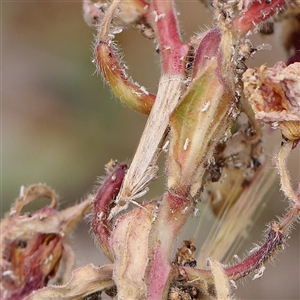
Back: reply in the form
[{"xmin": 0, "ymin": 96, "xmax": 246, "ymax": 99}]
[{"xmin": 231, "ymin": 0, "xmax": 287, "ymax": 35}]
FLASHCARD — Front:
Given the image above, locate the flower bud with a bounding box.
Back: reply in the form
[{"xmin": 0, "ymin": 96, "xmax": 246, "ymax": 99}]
[
  {"xmin": 167, "ymin": 28, "xmax": 236, "ymax": 197},
  {"xmin": 92, "ymin": 162, "xmax": 127, "ymax": 261}
]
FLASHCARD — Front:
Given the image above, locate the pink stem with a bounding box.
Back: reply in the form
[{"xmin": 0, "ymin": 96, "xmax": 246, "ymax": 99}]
[
  {"xmin": 180, "ymin": 207, "xmax": 300, "ymax": 283},
  {"xmin": 231, "ymin": 0, "xmax": 287, "ymax": 35},
  {"xmin": 146, "ymin": 191, "xmax": 192, "ymax": 299},
  {"xmin": 225, "ymin": 221, "xmax": 284, "ymax": 280},
  {"xmin": 149, "ymin": 0, "xmax": 188, "ymax": 75},
  {"xmin": 180, "ymin": 223, "xmax": 284, "ymax": 282}
]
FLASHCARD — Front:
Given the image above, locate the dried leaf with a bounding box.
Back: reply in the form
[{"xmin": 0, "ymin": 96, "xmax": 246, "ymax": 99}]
[
  {"xmin": 25, "ymin": 264, "xmax": 114, "ymax": 300},
  {"xmin": 0, "ymin": 184, "xmax": 92, "ymax": 300}
]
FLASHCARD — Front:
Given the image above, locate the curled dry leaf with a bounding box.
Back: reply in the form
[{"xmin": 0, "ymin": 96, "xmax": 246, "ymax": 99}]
[
  {"xmin": 0, "ymin": 184, "xmax": 92, "ymax": 300},
  {"xmin": 24, "ymin": 264, "xmax": 114, "ymax": 300},
  {"xmin": 243, "ymin": 62, "xmax": 300, "ymax": 140}
]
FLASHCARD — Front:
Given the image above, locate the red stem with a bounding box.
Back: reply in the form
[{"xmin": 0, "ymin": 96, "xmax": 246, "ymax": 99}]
[
  {"xmin": 146, "ymin": 191, "xmax": 192, "ymax": 299},
  {"xmin": 179, "ymin": 226, "xmax": 284, "ymax": 283},
  {"xmin": 231, "ymin": 0, "xmax": 287, "ymax": 35},
  {"xmin": 179, "ymin": 217, "xmax": 291, "ymax": 283},
  {"xmin": 149, "ymin": 0, "xmax": 188, "ymax": 75},
  {"xmin": 225, "ymin": 222, "xmax": 284, "ymax": 280}
]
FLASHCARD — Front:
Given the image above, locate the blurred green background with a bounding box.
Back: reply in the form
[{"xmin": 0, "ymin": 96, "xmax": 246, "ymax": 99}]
[{"xmin": 1, "ymin": 1, "xmax": 299, "ymax": 299}]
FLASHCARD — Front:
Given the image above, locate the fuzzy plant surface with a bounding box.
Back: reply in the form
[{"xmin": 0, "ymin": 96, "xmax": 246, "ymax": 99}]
[{"xmin": 1, "ymin": 0, "xmax": 300, "ymax": 299}]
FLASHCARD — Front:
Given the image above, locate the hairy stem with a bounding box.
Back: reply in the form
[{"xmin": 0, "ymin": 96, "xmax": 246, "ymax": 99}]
[
  {"xmin": 150, "ymin": 0, "xmax": 188, "ymax": 75},
  {"xmin": 146, "ymin": 191, "xmax": 192, "ymax": 299},
  {"xmin": 231, "ymin": 0, "xmax": 287, "ymax": 35},
  {"xmin": 180, "ymin": 202, "xmax": 300, "ymax": 283}
]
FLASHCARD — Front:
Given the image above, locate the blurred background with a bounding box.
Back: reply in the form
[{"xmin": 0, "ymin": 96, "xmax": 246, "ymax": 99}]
[{"xmin": 1, "ymin": 0, "xmax": 299, "ymax": 299}]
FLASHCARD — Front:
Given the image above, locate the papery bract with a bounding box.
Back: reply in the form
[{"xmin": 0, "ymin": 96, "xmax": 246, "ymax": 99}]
[{"xmin": 111, "ymin": 201, "xmax": 157, "ymax": 299}]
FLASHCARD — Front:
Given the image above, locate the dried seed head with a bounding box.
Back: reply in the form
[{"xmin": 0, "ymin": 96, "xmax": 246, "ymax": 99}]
[
  {"xmin": 243, "ymin": 62, "xmax": 300, "ymax": 140},
  {"xmin": 175, "ymin": 238, "xmax": 197, "ymax": 267}
]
